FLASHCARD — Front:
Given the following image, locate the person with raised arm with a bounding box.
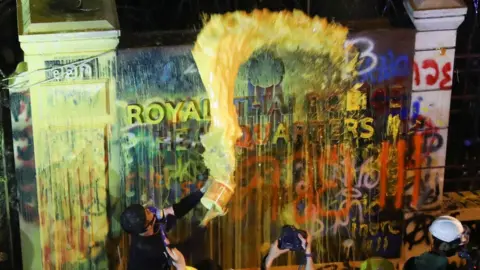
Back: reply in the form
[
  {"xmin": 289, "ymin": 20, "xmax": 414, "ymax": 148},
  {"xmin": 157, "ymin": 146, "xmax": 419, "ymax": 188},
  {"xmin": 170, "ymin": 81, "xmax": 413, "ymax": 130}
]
[
  {"xmin": 262, "ymin": 230, "xmax": 314, "ymax": 270},
  {"xmin": 120, "ymin": 183, "xmax": 219, "ymax": 270}
]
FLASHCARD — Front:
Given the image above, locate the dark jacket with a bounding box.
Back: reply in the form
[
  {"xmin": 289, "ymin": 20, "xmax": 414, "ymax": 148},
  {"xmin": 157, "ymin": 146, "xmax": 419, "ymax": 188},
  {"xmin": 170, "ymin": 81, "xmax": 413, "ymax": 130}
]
[
  {"xmin": 127, "ymin": 191, "xmax": 205, "ymax": 270},
  {"xmin": 404, "ymin": 252, "xmax": 455, "ymax": 270}
]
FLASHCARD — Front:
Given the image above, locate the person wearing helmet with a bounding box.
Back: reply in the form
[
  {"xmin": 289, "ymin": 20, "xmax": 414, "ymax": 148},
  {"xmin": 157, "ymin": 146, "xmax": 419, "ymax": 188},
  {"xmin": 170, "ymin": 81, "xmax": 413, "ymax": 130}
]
[
  {"xmin": 403, "ymin": 216, "xmax": 469, "ymax": 270},
  {"xmin": 120, "ymin": 185, "xmax": 212, "ymax": 270}
]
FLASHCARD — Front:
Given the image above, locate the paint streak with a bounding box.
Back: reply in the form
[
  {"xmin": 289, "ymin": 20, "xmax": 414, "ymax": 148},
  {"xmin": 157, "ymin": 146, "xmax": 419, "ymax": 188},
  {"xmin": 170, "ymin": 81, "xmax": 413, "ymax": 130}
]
[
  {"xmin": 395, "ymin": 139, "xmax": 406, "ymax": 209},
  {"xmin": 411, "ymin": 134, "xmax": 423, "ymax": 207},
  {"xmin": 379, "ymin": 142, "xmax": 389, "ymax": 208}
]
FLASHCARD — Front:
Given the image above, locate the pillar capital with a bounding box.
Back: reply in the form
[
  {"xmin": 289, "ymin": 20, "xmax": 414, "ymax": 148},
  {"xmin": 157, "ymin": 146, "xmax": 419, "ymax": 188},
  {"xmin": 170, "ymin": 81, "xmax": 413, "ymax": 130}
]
[
  {"xmin": 404, "ymin": 0, "xmax": 468, "ymax": 31},
  {"xmin": 18, "ymin": 30, "xmax": 120, "ymax": 56},
  {"xmin": 17, "ymin": 0, "xmax": 119, "ymax": 35}
]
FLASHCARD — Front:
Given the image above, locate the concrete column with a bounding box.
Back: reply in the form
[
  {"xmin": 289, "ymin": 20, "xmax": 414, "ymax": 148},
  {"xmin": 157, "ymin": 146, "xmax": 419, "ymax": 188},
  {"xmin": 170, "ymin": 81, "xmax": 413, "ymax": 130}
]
[
  {"xmin": 404, "ymin": 0, "xmax": 467, "ymax": 211},
  {"xmin": 402, "ymin": 0, "xmax": 467, "ymax": 266},
  {"xmin": 10, "ymin": 1, "xmax": 120, "ymax": 269}
]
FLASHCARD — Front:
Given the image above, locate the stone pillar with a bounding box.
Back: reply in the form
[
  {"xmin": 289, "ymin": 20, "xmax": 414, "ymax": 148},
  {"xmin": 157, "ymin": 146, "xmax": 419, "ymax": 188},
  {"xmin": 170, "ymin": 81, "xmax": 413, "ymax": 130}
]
[
  {"xmin": 404, "ymin": 0, "xmax": 467, "ymax": 210},
  {"xmin": 402, "ymin": 0, "xmax": 467, "ymax": 265},
  {"xmin": 10, "ymin": 1, "xmax": 120, "ymax": 269}
]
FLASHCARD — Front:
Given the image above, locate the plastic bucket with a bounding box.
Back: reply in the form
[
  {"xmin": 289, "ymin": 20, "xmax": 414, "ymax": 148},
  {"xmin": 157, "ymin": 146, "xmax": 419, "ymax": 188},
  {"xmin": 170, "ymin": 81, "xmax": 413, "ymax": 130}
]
[{"xmin": 201, "ymin": 179, "xmax": 235, "ymax": 214}]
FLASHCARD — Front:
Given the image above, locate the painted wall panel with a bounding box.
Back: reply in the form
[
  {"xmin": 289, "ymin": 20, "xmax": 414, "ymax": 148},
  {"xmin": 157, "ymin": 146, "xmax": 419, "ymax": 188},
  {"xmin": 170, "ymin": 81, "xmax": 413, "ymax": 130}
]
[
  {"xmin": 115, "ymin": 29, "xmax": 416, "ymax": 268},
  {"xmin": 407, "ymin": 128, "xmax": 448, "ymax": 169},
  {"xmin": 404, "ymin": 168, "xmax": 444, "ymax": 211}
]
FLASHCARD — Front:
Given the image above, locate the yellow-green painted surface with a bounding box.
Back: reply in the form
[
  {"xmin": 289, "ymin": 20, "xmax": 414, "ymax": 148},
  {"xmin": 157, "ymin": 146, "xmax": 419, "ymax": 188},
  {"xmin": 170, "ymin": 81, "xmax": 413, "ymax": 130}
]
[{"xmin": 12, "ymin": 9, "xmax": 120, "ymax": 265}]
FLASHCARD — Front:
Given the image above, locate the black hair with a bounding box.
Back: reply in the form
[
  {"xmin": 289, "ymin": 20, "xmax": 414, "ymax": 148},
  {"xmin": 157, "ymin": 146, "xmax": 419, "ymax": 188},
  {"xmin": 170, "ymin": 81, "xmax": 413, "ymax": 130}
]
[{"xmin": 120, "ymin": 204, "xmax": 147, "ymax": 234}]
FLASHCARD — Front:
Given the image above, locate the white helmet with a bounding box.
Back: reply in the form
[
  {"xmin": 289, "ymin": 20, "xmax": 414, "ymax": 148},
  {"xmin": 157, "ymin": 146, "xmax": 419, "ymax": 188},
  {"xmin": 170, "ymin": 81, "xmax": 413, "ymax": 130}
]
[{"xmin": 429, "ymin": 216, "xmax": 465, "ymax": 243}]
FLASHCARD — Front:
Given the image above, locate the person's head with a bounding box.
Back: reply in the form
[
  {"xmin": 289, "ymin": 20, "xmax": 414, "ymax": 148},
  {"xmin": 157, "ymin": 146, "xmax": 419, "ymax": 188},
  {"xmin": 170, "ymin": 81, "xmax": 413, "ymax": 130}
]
[
  {"xmin": 120, "ymin": 204, "xmax": 157, "ymax": 236},
  {"xmin": 429, "ymin": 216, "xmax": 468, "ymax": 257}
]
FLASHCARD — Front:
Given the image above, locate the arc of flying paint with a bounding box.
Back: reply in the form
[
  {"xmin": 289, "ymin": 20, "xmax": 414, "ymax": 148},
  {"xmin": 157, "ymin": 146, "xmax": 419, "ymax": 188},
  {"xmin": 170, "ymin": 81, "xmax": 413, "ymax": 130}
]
[{"xmin": 192, "ymin": 9, "xmax": 359, "ymax": 187}]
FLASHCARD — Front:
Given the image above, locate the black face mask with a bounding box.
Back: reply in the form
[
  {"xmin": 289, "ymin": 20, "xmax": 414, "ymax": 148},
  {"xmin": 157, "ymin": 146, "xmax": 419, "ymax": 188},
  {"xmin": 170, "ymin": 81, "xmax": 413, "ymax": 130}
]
[
  {"xmin": 435, "ymin": 238, "xmax": 462, "ymax": 257},
  {"xmin": 445, "ymin": 248, "xmax": 459, "ymax": 257}
]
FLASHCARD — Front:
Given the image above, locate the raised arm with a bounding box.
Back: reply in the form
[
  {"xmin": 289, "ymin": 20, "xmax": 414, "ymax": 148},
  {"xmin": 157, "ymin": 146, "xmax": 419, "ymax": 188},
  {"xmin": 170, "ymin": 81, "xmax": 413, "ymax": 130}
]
[
  {"xmin": 262, "ymin": 240, "xmax": 288, "ymax": 270},
  {"xmin": 298, "ymin": 233, "xmax": 313, "ymax": 270},
  {"xmin": 262, "ymin": 232, "xmax": 314, "ymax": 270},
  {"xmin": 166, "ymin": 190, "xmax": 204, "ymax": 219},
  {"xmin": 163, "ymin": 180, "xmax": 211, "ymax": 220}
]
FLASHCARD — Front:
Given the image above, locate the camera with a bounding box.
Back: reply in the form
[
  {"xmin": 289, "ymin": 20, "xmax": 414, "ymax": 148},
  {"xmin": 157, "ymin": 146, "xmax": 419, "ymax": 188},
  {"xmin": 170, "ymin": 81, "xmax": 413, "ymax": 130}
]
[
  {"xmin": 458, "ymin": 247, "xmax": 480, "ymax": 270},
  {"xmin": 278, "ymin": 225, "xmax": 307, "ymax": 252}
]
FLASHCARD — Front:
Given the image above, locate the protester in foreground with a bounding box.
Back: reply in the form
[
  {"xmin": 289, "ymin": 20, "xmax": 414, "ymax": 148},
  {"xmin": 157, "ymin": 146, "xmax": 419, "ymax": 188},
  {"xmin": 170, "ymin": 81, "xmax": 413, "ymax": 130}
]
[
  {"xmin": 120, "ymin": 182, "xmax": 220, "ymax": 270},
  {"xmin": 403, "ymin": 216, "xmax": 469, "ymax": 270}
]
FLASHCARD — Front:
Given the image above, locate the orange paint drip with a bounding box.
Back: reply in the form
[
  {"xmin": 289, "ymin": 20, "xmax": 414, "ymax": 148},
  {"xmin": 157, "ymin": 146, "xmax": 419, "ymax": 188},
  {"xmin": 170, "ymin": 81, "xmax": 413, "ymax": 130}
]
[
  {"xmin": 231, "ymin": 156, "xmax": 280, "ymax": 221},
  {"xmin": 315, "ymin": 145, "xmax": 352, "ymax": 218},
  {"xmin": 395, "ymin": 139, "xmax": 406, "ymax": 209},
  {"xmin": 343, "ymin": 147, "xmax": 353, "ymax": 215},
  {"xmin": 412, "ymin": 134, "xmax": 423, "ymax": 207},
  {"xmin": 254, "ymin": 123, "xmax": 271, "ymax": 145},
  {"xmin": 318, "ymin": 151, "xmax": 325, "ymax": 184},
  {"xmin": 331, "ymin": 144, "xmax": 338, "ymax": 162},
  {"xmin": 379, "ymin": 141, "xmax": 389, "ymax": 208}
]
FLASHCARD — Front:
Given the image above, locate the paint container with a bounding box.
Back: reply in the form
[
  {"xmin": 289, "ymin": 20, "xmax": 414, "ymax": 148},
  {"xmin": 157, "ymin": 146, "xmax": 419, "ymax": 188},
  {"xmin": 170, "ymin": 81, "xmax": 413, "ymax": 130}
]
[{"xmin": 201, "ymin": 179, "xmax": 235, "ymax": 214}]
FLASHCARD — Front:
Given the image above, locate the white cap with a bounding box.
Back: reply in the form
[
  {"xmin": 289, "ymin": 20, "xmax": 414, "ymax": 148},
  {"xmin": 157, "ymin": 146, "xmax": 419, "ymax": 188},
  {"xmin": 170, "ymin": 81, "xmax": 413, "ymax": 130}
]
[{"xmin": 429, "ymin": 216, "xmax": 465, "ymax": 243}]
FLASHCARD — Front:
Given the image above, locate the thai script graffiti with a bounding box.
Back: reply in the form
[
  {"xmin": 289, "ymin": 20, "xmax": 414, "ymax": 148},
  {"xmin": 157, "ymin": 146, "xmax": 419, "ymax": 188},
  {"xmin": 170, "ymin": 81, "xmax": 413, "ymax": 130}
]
[
  {"xmin": 413, "ymin": 58, "xmax": 453, "ymax": 90},
  {"xmin": 45, "ymin": 57, "xmax": 100, "ymax": 82}
]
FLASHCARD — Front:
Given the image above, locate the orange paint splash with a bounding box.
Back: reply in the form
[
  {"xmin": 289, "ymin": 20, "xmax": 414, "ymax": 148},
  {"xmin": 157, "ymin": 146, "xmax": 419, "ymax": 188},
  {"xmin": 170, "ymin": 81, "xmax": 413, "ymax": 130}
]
[
  {"xmin": 440, "ymin": 47, "xmax": 447, "ymax": 56},
  {"xmin": 231, "ymin": 155, "xmax": 281, "ymax": 221},
  {"xmin": 395, "ymin": 139, "xmax": 406, "ymax": 209},
  {"xmin": 315, "ymin": 146, "xmax": 353, "ymax": 218},
  {"xmin": 231, "ymin": 137, "xmax": 421, "ymax": 225}
]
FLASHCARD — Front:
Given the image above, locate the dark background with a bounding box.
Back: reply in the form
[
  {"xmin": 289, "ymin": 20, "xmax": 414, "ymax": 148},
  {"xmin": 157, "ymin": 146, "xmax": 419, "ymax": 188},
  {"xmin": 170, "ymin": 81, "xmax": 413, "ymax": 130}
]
[{"xmin": 0, "ymin": 0, "xmax": 479, "ymax": 269}]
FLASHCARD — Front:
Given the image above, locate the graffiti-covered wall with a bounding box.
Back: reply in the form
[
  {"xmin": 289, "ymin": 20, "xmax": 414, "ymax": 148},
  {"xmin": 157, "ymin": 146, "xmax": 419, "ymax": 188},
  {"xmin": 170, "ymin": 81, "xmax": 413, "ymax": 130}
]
[
  {"xmin": 115, "ymin": 29, "xmax": 419, "ymax": 268},
  {"xmin": 9, "ymin": 27, "xmax": 459, "ymax": 269}
]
